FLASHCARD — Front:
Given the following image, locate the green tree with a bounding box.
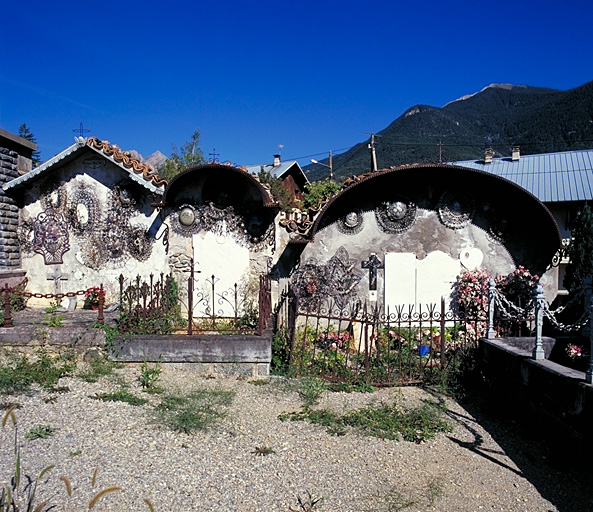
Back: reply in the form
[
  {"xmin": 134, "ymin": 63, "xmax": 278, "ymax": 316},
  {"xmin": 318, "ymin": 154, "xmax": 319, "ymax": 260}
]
[
  {"xmin": 18, "ymin": 123, "xmax": 41, "ymax": 167},
  {"xmin": 302, "ymin": 179, "xmax": 341, "ymax": 210},
  {"xmin": 158, "ymin": 130, "xmax": 204, "ymax": 181},
  {"xmin": 258, "ymin": 169, "xmax": 294, "ymax": 212},
  {"xmin": 564, "ymin": 203, "xmax": 593, "ymax": 293}
]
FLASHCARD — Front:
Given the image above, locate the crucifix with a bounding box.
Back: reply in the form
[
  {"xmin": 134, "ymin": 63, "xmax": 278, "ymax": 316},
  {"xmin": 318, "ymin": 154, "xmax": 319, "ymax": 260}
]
[
  {"xmin": 73, "ymin": 122, "xmax": 91, "ymax": 138},
  {"xmin": 362, "ymin": 253, "xmax": 384, "ymax": 301},
  {"xmin": 47, "ymin": 268, "xmax": 69, "ymax": 295},
  {"xmin": 209, "ymin": 148, "xmax": 219, "ymax": 163}
]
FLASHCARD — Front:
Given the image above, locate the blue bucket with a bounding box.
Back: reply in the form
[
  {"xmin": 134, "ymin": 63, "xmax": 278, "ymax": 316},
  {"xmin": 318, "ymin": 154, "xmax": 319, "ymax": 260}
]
[{"xmin": 418, "ymin": 345, "xmax": 430, "ymax": 357}]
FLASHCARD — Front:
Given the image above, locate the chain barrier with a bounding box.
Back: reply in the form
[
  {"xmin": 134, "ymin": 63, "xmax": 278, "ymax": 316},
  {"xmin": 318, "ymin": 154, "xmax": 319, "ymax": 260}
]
[
  {"xmin": 542, "ymin": 301, "xmax": 590, "ymax": 333},
  {"xmin": 492, "ymin": 284, "xmax": 590, "ymax": 333},
  {"xmin": 2, "ymin": 282, "xmax": 104, "ymax": 328},
  {"xmin": 494, "ymin": 291, "xmax": 533, "ymax": 320}
]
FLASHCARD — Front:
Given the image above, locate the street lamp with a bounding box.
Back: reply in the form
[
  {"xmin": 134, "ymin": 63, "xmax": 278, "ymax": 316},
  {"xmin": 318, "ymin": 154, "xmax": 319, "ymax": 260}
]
[{"xmin": 310, "ymin": 150, "xmax": 333, "ymax": 181}]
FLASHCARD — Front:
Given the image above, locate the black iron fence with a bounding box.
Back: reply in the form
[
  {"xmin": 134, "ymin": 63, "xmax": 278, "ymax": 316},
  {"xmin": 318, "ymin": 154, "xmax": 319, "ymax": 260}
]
[
  {"xmin": 276, "ymin": 291, "xmax": 481, "ymax": 386},
  {"xmin": 120, "ymin": 270, "xmax": 272, "ymax": 336}
]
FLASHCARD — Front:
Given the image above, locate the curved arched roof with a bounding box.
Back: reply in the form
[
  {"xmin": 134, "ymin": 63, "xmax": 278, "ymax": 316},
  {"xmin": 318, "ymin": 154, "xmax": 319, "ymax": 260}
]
[
  {"xmin": 308, "ymin": 163, "xmax": 561, "ymax": 242},
  {"xmin": 160, "ymin": 162, "xmax": 275, "ymax": 207}
]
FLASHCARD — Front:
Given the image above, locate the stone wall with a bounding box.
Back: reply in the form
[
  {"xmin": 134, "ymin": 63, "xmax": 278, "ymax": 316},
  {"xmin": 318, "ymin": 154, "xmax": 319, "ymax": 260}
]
[
  {"xmin": 479, "ymin": 338, "xmax": 593, "ymax": 457},
  {"xmin": 0, "ymin": 147, "xmax": 20, "ymax": 268}
]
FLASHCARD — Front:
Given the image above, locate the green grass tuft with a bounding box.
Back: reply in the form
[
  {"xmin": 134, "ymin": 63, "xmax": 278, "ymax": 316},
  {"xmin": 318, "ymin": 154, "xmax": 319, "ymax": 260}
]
[
  {"xmin": 0, "ymin": 350, "xmax": 76, "ymax": 394},
  {"xmin": 154, "ymin": 388, "xmax": 235, "ymax": 433},
  {"xmin": 25, "ymin": 424, "xmax": 55, "ymax": 440},
  {"xmin": 93, "ymin": 389, "xmax": 148, "ymax": 406},
  {"xmin": 281, "ymin": 398, "xmax": 452, "ymax": 443},
  {"xmin": 77, "ymin": 357, "xmax": 122, "ymax": 383}
]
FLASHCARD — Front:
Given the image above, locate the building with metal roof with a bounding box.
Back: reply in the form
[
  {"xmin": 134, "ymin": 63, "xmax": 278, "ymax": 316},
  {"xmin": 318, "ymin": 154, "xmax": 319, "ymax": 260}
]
[
  {"xmin": 453, "ymin": 147, "xmax": 593, "ymax": 294},
  {"xmin": 452, "ymin": 148, "xmax": 593, "ymax": 205},
  {"xmin": 245, "ymin": 155, "xmax": 308, "ymax": 204}
]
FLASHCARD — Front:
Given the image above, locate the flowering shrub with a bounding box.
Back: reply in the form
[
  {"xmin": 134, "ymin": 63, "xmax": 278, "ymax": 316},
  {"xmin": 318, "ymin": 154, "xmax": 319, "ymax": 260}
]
[
  {"xmin": 452, "ymin": 266, "xmax": 539, "ymax": 338},
  {"xmin": 566, "ymin": 344, "xmax": 583, "ymax": 360},
  {"xmin": 315, "ymin": 331, "xmax": 351, "ymax": 351},
  {"xmin": 495, "ymin": 265, "xmax": 539, "ymax": 309},
  {"xmin": 454, "ymin": 269, "xmax": 490, "ymax": 322},
  {"xmin": 84, "ymin": 286, "xmax": 105, "ymax": 305}
]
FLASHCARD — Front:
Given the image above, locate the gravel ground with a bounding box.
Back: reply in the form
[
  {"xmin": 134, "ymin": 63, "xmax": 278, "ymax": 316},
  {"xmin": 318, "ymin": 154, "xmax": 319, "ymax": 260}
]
[{"xmin": 1, "ymin": 363, "xmax": 592, "ymax": 512}]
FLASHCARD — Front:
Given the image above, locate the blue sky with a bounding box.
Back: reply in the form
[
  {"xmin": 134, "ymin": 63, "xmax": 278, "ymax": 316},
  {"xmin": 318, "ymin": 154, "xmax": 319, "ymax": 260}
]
[{"xmin": 1, "ymin": 0, "xmax": 592, "ymax": 168}]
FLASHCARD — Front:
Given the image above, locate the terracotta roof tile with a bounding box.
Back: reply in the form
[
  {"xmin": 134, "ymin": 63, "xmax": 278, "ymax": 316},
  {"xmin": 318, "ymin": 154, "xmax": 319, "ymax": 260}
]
[{"xmin": 86, "ymin": 137, "xmax": 167, "ymax": 188}]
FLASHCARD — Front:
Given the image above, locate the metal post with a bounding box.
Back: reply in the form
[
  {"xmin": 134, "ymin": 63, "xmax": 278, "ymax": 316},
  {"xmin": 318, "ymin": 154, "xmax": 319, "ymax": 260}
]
[
  {"xmin": 487, "ymin": 278, "xmax": 496, "ymax": 339},
  {"xmin": 585, "ymin": 277, "xmax": 593, "ymax": 383},
  {"xmin": 532, "ymin": 283, "xmax": 545, "ymax": 360},
  {"xmin": 97, "ymin": 284, "xmax": 105, "ymax": 325},
  {"xmin": 440, "ymin": 296, "xmax": 446, "ymax": 369},
  {"xmin": 3, "ymin": 283, "xmax": 13, "ymax": 328}
]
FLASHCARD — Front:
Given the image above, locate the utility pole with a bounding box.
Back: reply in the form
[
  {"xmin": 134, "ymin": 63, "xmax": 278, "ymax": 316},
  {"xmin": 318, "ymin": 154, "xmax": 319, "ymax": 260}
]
[{"xmin": 368, "ymin": 134, "xmax": 378, "ymax": 172}]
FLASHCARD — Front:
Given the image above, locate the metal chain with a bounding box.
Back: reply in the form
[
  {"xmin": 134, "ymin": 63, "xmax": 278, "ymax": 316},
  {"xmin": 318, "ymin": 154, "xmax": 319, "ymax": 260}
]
[
  {"xmin": 3, "ymin": 288, "xmax": 91, "ymax": 300},
  {"xmin": 542, "ymin": 301, "xmax": 590, "ymax": 332},
  {"xmin": 494, "ymin": 291, "xmax": 533, "ymax": 320},
  {"xmin": 545, "ymin": 287, "xmax": 585, "ymax": 315}
]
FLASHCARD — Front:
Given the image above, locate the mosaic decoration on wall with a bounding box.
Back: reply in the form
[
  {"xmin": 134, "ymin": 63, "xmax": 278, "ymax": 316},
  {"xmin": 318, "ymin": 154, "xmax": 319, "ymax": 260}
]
[
  {"xmin": 170, "ymin": 204, "xmax": 202, "ymax": 236},
  {"xmin": 32, "ymin": 208, "xmax": 70, "ymax": 264},
  {"xmin": 169, "ymin": 202, "xmax": 275, "ymax": 252},
  {"xmin": 486, "ymin": 210, "xmax": 509, "ymax": 245},
  {"xmin": 19, "ymin": 176, "xmax": 157, "ymax": 268},
  {"xmin": 67, "ymin": 184, "xmax": 100, "ymax": 236},
  {"xmin": 374, "ymin": 199, "xmax": 417, "ymax": 234},
  {"xmin": 437, "ymin": 191, "xmax": 475, "ymax": 229},
  {"xmin": 127, "ymin": 226, "xmax": 154, "ymax": 262},
  {"xmin": 290, "ymin": 246, "xmax": 362, "ymax": 310},
  {"xmin": 16, "ymin": 219, "xmax": 35, "ymax": 254},
  {"xmin": 40, "ymin": 178, "xmax": 67, "ymax": 211},
  {"xmin": 336, "ymin": 209, "xmax": 364, "ymax": 235}
]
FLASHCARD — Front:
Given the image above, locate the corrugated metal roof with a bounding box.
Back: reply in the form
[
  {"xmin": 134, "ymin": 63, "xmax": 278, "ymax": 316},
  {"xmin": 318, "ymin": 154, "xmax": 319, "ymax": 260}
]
[{"xmin": 452, "ymin": 149, "xmax": 593, "ymax": 203}]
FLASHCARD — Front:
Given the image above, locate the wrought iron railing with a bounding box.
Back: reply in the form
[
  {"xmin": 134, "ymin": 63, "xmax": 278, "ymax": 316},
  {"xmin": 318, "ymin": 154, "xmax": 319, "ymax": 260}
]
[{"xmin": 278, "ymin": 291, "xmax": 480, "ymax": 386}]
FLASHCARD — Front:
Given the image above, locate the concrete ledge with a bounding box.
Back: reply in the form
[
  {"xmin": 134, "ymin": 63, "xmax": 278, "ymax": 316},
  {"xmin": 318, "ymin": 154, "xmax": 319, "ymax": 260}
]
[
  {"xmin": 0, "ymin": 325, "xmax": 105, "ymax": 347},
  {"xmin": 480, "ymin": 337, "xmax": 593, "ymax": 452},
  {"xmin": 111, "ymin": 333, "xmax": 272, "ymax": 377},
  {"xmin": 0, "ymin": 269, "xmax": 27, "ymax": 288},
  {"xmin": 112, "ymin": 334, "xmax": 271, "ymax": 363}
]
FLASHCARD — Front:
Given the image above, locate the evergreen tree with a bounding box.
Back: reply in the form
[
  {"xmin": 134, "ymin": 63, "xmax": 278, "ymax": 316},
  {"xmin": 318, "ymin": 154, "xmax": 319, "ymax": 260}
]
[
  {"xmin": 18, "ymin": 123, "xmax": 41, "ymax": 167},
  {"xmin": 158, "ymin": 130, "xmax": 204, "ymax": 181},
  {"xmin": 564, "ymin": 203, "xmax": 593, "ymax": 293}
]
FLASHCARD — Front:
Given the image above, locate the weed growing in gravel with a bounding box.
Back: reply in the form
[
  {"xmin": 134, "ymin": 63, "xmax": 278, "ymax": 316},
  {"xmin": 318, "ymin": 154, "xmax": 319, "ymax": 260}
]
[
  {"xmin": 139, "ymin": 355, "xmax": 162, "ymax": 392},
  {"xmin": 44, "ymin": 301, "xmax": 64, "ymax": 327},
  {"xmin": 280, "ymin": 398, "xmax": 452, "ymax": 443},
  {"xmin": 248, "ymin": 379, "xmax": 269, "ymax": 386},
  {"xmin": 0, "ymin": 350, "xmax": 76, "ymax": 394},
  {"xmin": 326, "ymin": 381, "xmax": 375, "ymax": 393},
  {"xmin": 92, "ymin": 389, "xmax": 148, "ymax": 406},
  {"xmin": 367, "ymin": 477, "xmax": 444, "ymax": 511},
  {"xmin": 299, "ymin": 377, "xmax": 326, "ymax": 407},
  {"xmin": 252, "ymin": 446, "xmax": 275, "ymax": 456},
  {"xmin": 25, "ymin": 424, "xmax": 55, "ymax": 440},
  {"xmin": 153, "ymin": 388, "xmax": 235, "ymax": 433},
  {"xmin": 77, "ymin": 357, "xmax": 122, "ymax": 383},
  {"xmin": 288, "ymin": 491, "xmax": 325, "ymax": 511}
]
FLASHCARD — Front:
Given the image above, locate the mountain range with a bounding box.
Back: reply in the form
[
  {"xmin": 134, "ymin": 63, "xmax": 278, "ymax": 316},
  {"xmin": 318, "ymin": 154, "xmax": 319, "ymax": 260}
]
[{"xmin": 305, "ymin": 80, "xmax": 593, "ymax": 182}]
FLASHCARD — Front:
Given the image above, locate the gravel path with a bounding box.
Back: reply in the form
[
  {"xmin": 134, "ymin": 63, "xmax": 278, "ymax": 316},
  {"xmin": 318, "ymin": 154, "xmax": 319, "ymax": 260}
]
[{"xmin": 1, "ymin": 363, "xmax": 592, "ymax": 512}]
